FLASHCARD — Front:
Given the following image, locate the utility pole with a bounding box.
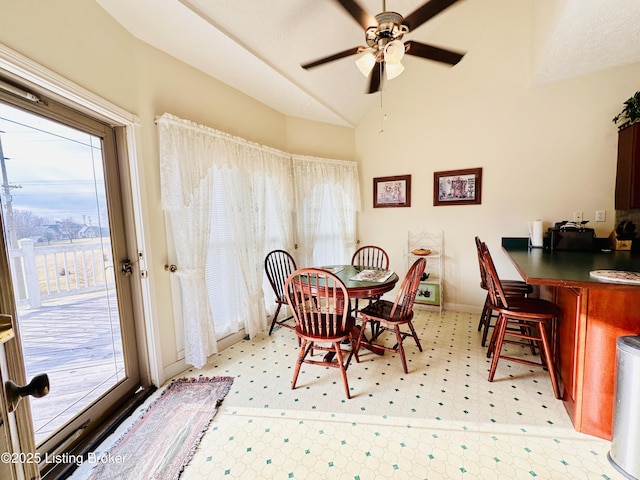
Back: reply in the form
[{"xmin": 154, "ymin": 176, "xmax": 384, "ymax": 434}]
[{"xmin": 0, "ymin": 132, "xmax": 22, "ymax": 247}]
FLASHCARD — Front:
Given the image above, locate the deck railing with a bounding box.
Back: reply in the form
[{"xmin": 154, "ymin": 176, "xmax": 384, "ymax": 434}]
[{"xmin": 8, "ymin": 238, "xmax": 115, "ymax": 309}]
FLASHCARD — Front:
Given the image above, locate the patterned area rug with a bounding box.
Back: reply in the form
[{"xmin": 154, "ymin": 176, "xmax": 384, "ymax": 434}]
[{"xmin": 86, "ymin": 376, "xmax": 233, "ymax": 480}]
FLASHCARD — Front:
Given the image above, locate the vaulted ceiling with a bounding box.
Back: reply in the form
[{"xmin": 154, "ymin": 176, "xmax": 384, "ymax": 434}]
[{"xmin": 96, "ymin": 0, "xmax": 640, "ymax": 127}]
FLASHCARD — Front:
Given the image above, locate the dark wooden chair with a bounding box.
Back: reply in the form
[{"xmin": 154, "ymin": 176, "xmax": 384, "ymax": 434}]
[
  {"xmin": 351, "ymin": 245, "xmax": 390, "ymax": 335},
  {"xmin": 264, "ymin": 249, "xmax": 297, "ymax": 335},
  {"xmin": 475, "ymin": 237, "xmax": 532, "ymax": 346},
  {"xmin": 481, "ymin": 245, "xmax": 561, "ymax": 399},
  {"xmin": 354, "ymin": 257, "xmax": 426, "ymax": 374},
  {"xmin": 351, "ymin": 245, "xmax": 389, "ymax": 270},
  {"xmin": 285, "ymin": 268, "xmax": 358, "ymax": 399}
]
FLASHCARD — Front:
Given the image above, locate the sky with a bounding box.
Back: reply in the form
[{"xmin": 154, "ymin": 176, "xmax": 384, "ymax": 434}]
[{"xmin": 0, "ymin": 102, "xmax": 109, "ymax": 228}]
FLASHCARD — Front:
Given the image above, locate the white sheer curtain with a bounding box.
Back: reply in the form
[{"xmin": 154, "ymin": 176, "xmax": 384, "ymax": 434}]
[
  {"xmin": 158, "ymin": 113, "xmax": 359, "ymax": 368},
  {"xmin": 157, "ymin": 114, "xmax": 218, "ymax": 368},
  {"xmin": 216, "ymin": 143, "xmax": 293, "ymax": 338},
  {"xmin": 293, "ymin": 155, "xmax": 361, "ymax": 266}
]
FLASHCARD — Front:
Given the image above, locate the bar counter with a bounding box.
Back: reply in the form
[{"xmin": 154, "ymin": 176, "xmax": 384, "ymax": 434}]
[{"xmin": 502, "ymin": 242, "xmax": 640, "ymax": 440}]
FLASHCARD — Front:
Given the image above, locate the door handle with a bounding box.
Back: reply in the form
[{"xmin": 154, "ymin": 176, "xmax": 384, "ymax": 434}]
[
  {"xmin": 5, "ymin": 373, "xmax": 50, "ymax": 412},
  {"xmin": 121, "ymin": 259, "xmax": 133, "ymax": 276}
]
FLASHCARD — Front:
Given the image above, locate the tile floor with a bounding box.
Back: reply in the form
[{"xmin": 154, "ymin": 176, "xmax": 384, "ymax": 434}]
[{"xmin": 73, "ymin": 309, "xmax": 623, "ymax": 479}]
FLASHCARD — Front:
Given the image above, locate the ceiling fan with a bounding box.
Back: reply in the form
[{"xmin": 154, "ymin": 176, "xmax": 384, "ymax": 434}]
[{"xmin": 301, "ymin": 0, "xmax": 466, "ymax": 94}]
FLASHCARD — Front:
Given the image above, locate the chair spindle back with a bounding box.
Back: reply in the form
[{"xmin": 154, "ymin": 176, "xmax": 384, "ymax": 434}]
[
  {"xmin": 285, "ymin": 268, "xmax": 351, "ymax": 339},
  {"xmin": 475, "ymin": 236, "xmax": 489, "ymax": 290},
  {"xmin": 389, "ymin": 257, "xmax": 426, "ymax": 320},
  {"xmin": 265, "ymin": 249, "xmax": 297, "ymax": 303},
  {"xmin": 351, "ymin": 245, "xmax": 390, "ymax": 270},
  {"xmin": 480, "ymin": 244, "xmax": 511, "ymax": 310}
]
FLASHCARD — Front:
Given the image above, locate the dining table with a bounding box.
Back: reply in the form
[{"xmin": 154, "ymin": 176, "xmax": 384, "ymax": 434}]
[{"xmin": 318, "ymin": 264, "xmax": 399, "ymax": 300}]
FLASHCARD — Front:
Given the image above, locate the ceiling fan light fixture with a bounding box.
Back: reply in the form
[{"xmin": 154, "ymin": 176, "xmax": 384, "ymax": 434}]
[
  {"xmin": 300, "ymin": 0, "xmax": 467, "ymax": 94},
  {"xmin": 356, "ymin": 51, "xmax": 376, "ymax": 77},
  {"xmin": 384, "ymin": 40, "xmax": 405, "ymax": 65},
  {"xmin": 385, "ymin": 61, "xmax": 405, "ymax": 80}
]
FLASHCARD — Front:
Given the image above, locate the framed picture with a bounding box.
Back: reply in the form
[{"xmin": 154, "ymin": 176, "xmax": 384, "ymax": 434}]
[
  {"xmin": 416, "ymin": 282, "xmax": 440, "ymax": 305},
  {"xmin": 373, "ymin": 175, "xmax": 411, "ymax": 208},
  {"xmin": 433, "ymin": 168, "xmax": 482, "ymax": 206}
]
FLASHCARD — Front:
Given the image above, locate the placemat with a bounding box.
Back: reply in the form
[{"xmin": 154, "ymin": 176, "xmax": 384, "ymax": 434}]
[
  {"xmin": 350, "ymin": 269, "xmax": 393, "ymax": 282},
  {"xmin": 589, "ymin": 270, "xmax": 640, "ymax": 284}
]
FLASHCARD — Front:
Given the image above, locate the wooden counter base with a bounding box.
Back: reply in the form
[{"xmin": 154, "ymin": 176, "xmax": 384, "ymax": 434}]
[
  {"xmin": 542, "ymin": 284, "xmax": 640, "ymax": 440},
  {"xmin": 502, "ymin": 245, "xmax": 640, "ymax": 440}
]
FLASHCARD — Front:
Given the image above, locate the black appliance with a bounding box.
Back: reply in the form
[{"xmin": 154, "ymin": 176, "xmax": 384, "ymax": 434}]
[{"xmin": 546, "ymin": 221, "xmax": 595, "ymax": 251}]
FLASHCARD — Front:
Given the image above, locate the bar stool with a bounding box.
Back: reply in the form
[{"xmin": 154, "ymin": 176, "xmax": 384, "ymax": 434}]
[
  {"xmin": 475, "ymin": 237, "xmax": 533, "ymax": 346},
  {"xmin": 481, "ymin": 245, "xmax": 561, "ymax": 399}
]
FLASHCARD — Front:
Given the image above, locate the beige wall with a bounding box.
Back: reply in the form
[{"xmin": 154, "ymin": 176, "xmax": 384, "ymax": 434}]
[
  {"xmin": 0, "ymin": 0, "xmax": 355, "ymax": 377},
  {"xmin": 355, "ymin": 0, "xmax": 640, "ymax": 310},
  {"xmin": 285, "ymin": 116, "xmax": 355, "ymax": 160}
]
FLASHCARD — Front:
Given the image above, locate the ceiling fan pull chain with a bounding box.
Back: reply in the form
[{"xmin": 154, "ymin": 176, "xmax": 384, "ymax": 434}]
[{"xmin": 379, "ymin": 90, "xmax": 386, "ymax": 134}]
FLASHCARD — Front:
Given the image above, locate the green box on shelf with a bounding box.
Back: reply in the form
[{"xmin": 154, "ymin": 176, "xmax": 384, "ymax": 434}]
[{"xmin": 416, "ymin": 281, "xmax": 439, "ymax": 305}]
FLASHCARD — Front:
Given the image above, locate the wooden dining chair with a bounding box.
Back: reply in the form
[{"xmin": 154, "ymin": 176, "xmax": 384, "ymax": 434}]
[
  {"xmin": 474, "ymin": 237, "xmax": 532, "ymax": 346},
  {"xmin": 354, "ymin": 257, "xmax": 426, "ymax": 374},
  {"xmin": 264, "ymin": 249, "xmax": 297, "ymax": 335},
  {"xmin": 481, "ymin": 246, "xmax": 561, "ymax": 399},
  {"xmin": 351, "ymin": 245, "xmax": 390, "ymax": 270},
  {"xmin": 351, "ymin": 245, "xmax": 390, "ymax": 336},
  {"xmin": 285, "ymin": 268, "xmax": 358, "ymax": 399}
]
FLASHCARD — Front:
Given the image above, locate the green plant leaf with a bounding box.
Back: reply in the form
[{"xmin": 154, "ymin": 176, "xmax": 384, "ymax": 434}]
[{"xmin": 613, "ymin": 90, "xmax": 640, "ymax": 125}]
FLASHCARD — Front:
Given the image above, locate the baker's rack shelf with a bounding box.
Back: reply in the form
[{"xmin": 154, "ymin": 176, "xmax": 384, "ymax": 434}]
[{"xmin": 407, "ymin": 231, "xmax": 444, "ymax": 312}]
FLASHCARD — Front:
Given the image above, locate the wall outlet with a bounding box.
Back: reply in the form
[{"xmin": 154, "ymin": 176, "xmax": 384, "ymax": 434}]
[
  {"xmin": 596, "ymin": 210, "xmax": 606, "ymax": 222},
  {"xmin": 573, "ymin": 211, "xmax": 583, "ymax": 223}
]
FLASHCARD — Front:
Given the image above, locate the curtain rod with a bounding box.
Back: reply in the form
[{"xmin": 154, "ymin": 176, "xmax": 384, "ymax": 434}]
[
  {"xmin": 291, "ymin": 154, "xmax": 357, "ymax": 167},
  {"xmin": 0, "ymin": 78, "xmax": 40, "ymax": 103},
  {"xmin": 155, "ymin": 113, "xmax": 289, "ymax": 158},
  {"xmin": 156, "ymin": 113, "xmax": 357, "ymax": 166}
]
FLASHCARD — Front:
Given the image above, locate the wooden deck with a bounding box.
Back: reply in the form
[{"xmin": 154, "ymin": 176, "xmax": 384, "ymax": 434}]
[{"xmin": 17, "ymin": 291, "xmax": 125, "ymax": 443}]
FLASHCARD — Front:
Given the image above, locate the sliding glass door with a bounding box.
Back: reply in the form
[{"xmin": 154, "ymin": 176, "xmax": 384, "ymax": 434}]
[{"xmin": 0, "ymin": 88, "xmax": 141, "ymax": 476}]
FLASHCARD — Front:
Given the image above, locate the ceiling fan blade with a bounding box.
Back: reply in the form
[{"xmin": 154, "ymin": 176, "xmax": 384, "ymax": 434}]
[
  {"xmin": 301, "ymin": 47, "xmax": 362, "ymax": 69},
  {"xmin": 367, "ymin": 62, "xmax": 383, "ymax": 94},
  {"xmin": 405, "ymin": 41, "xmax": 465, "ymax": 66},
  {"xmin": 334, "ymin": 0, "xmax": 377, "ymax": 30},
  {"xmin": 403, "ymin": 0, "xmax": 461, "ymax": 31}
]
